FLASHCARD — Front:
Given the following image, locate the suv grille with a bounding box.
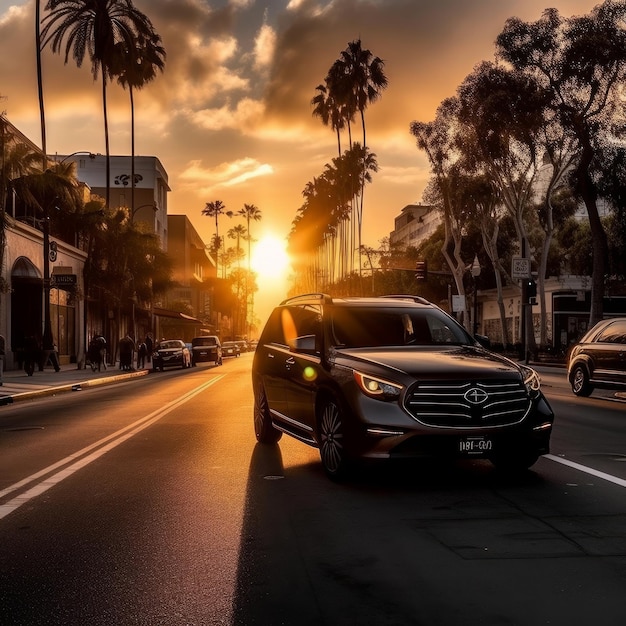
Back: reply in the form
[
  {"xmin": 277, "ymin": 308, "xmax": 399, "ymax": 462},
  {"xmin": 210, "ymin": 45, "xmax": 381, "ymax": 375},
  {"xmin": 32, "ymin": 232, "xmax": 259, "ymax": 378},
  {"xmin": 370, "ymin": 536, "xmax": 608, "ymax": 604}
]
[{"xmin": 404, "ymin": 380, "xmax": 530, "ymax": 428}]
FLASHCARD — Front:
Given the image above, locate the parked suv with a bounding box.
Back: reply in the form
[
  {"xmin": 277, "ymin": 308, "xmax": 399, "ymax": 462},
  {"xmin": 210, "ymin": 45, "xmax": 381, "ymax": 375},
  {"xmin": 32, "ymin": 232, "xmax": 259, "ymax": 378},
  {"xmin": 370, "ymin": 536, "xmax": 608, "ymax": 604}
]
[
  {"xmin": 190, "ymin": 336, "xmax": 222, "ymax": 366},
  {"xmin": 252, "ymin": 294, "xmax": 554, "ymax": 479},
  {"xmin": 567, "ymin": 318, "xmax": 626, "ymax": 396}
]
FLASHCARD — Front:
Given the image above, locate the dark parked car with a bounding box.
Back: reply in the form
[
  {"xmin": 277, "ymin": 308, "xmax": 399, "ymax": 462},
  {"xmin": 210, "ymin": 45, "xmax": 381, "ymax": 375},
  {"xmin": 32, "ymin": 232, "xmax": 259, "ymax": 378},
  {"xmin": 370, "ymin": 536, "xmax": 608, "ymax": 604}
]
[
  {"xmin": 222, "ymin": 341, "xmax": 241, "ymax": 358},
  {"xmin": 152, "ymin": 339, "xmax": 191, "ymax": 371},
  {"xmin": 190, "ymin": 336, "xmax": 222, "ymax": 366},
  {"xmin": 235, "ymin": 340, "xmax": 249, "ymax": 353},
  {"xmin": 567, "ymin": 317, "xmax": 626, "ymax": 396},
  {"xmin": 252, "ymin": 294, "xmax": 554, "ymax": 479}
]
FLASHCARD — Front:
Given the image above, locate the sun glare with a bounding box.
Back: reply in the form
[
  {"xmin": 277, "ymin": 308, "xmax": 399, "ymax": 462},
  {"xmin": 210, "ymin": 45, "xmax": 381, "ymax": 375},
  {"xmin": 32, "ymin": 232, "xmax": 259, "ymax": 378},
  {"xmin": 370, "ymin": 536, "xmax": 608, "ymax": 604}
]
[{"xmin": 251, "ymin": 234, "xmax": 291, "ymax": 282}]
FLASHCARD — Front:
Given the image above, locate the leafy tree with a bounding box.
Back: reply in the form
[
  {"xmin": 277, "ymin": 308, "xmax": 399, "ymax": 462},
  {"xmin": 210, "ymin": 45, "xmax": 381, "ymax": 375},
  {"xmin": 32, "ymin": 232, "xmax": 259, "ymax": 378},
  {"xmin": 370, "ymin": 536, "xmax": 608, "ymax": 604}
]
[
  {"xmin": 496, "ymin": 1, "xmax": 626, "ymax": 324},
  {"xmin": 411, "ymin": 98, "xmax": 476, "ymax": 329}
]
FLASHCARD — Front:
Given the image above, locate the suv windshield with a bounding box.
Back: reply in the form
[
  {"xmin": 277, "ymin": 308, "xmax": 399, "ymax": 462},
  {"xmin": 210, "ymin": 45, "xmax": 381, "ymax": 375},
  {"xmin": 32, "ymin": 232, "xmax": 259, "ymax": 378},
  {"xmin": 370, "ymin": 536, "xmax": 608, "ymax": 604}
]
[{"xmin": 329, "ymin": 306, "xmax": 472, "ymax": 348}]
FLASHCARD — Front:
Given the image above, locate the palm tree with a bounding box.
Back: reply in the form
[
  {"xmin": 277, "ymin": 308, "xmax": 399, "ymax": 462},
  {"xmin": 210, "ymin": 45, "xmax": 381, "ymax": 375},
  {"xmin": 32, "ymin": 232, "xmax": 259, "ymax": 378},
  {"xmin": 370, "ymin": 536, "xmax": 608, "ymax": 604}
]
[
  {"xmin": 237, "ymin": 204, "xmax": 261, "ymax": 335},
  {"xmin": 113, "ymin": 29, "xmax": 166, "ymax": 215},
  {"xmin": 237, "ymin": 204, "xmax": 261, "ymax": 271},
  {"xmin": 42, "ymin": 0, "xmax": 156, "ymax": 209},
  {"xmin": 331, "ymin": 40, "xmax": 387, "ymax": 283},
  {"xmin": 337, "ymin": 39, "xmax": 388, "ymax": 151},
  {"xmin": 202, "ymin": 200, "xmax": 232, "ymax": 275},
  {"xmin": 311, "ymin": 82, "xmax": 345, "ymax": 157}
]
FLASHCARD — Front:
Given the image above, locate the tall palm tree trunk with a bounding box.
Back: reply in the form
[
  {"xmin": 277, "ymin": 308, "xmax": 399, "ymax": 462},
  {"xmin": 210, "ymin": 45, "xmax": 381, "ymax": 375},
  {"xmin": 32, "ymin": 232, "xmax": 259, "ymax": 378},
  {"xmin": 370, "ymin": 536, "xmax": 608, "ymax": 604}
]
[
  {"xmin": 102, "ymin": 73, "xmax": 111, "ymax": 209},
  {"xmin": 130, "ymin": 83, "xmax": 135, "ymax": 214},
  {"xmin": 36, "ymin": 0, "xmax": 47, "ymax": 170}
]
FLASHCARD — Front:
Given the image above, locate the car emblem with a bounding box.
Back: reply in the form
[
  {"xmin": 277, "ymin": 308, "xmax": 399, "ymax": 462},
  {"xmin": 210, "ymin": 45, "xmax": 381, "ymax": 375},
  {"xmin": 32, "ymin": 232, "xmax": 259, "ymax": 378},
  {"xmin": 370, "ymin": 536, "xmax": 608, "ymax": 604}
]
[{"xmin": 464, "ymin": 387, "xmax": 489, "ymax": 404}]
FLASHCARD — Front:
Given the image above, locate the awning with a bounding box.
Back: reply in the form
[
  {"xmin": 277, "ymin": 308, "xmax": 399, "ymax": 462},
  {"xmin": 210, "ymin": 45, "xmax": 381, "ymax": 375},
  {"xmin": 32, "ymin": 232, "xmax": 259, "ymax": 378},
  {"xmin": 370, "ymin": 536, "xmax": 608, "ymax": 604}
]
[{"xmin": 152, "ymin": 307, "xmax": 202, "ymax": 323}]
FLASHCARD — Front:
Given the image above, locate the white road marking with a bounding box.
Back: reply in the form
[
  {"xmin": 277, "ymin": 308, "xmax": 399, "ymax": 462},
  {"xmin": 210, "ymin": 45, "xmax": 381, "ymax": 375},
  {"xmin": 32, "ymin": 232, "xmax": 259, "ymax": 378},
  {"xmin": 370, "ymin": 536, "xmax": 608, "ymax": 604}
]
[
  {"xmin": 544, "ymin": 454, "xmax": 626, "ymax": 488},
  {"xmin": 0, "ymin": 376, "xmax": 225, "ymax": 520}
]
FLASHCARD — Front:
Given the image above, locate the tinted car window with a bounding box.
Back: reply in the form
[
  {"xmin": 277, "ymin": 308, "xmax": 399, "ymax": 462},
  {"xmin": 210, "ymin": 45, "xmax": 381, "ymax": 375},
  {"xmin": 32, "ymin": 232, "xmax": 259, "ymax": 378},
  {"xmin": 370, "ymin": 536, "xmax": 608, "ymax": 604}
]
[
  {"xmin": 596, "ymin": 320, "xmax": 626, "ymax": 344},
  {"xmin": 259, "ymin": 305, "xmax": 322, "ymax": 348},
  {"xmin": 192, "ymin": 337, "xmax": 217, "ymax": 346},
  {"xmin": 329, "ymin": 307, "xmax": 471, "ymax": 348},
  {"xmin": 159, "ymin": 341, "xmax": 181, "ymax": 349}
]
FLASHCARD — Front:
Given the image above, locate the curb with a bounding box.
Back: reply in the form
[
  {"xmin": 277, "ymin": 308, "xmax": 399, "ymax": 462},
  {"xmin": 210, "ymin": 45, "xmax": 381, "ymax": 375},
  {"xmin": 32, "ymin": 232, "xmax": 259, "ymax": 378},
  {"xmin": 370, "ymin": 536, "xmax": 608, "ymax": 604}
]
[{"xmin": 0, "ymin": 369, "xmax": 149, "ymax": 406}]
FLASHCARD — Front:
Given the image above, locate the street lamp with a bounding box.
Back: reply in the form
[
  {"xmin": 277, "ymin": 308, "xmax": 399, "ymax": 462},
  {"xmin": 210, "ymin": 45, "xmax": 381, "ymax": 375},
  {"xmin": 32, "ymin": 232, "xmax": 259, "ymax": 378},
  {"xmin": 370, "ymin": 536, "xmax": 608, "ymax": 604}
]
[
  {"xmin": 42, "ymin": 203, "xmax": 60, "ymax": 371},
  {"xmin": 470, "ymin": 254, "xmax": 481, "ymax": 335},
  {"xmin": 130, "ymin": 202, "xmax": 157, "ymax": 223},
  {"xmin": 58, "ymin": 151, "xmax": 96, "ymax": 164}
]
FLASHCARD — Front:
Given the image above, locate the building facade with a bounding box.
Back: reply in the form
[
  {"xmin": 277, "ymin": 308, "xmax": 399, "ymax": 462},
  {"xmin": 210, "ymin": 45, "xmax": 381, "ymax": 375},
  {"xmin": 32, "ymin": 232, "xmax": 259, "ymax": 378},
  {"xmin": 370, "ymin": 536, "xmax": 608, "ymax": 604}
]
[
  {"xmin": 57, "ymin": 153, "xmax": 169, "ymax": 249},
  {"xmin": 389, "ymin": 204, "xmax": 441, "ymax": 249}
]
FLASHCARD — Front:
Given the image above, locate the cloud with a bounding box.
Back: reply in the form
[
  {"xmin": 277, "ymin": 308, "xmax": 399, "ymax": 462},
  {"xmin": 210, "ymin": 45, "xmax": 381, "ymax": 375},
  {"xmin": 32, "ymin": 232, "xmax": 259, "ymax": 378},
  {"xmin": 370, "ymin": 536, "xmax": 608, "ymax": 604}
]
[
  {"xmin": 0, "ymin": 0, "xmax": 604, "ymax": 249},
  {"xmin": 254, "ymin": 20, "xmax": 276, "ymax": 69},
  {"xmin": 179, "ymin": 157, "xmax": 274, "ymax": 196}
]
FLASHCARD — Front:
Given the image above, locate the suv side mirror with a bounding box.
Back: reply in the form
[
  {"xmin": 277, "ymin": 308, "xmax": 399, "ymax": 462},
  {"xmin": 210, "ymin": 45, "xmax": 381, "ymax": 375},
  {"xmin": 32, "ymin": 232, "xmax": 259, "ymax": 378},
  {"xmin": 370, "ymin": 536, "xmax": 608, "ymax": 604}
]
[
  {"xmin": 288, "ymin": 334, "xmax": 318, "ymax": 354},
  {"xmin": 475, "ymin": 334, "xmax": 491, "ymax": 349}
]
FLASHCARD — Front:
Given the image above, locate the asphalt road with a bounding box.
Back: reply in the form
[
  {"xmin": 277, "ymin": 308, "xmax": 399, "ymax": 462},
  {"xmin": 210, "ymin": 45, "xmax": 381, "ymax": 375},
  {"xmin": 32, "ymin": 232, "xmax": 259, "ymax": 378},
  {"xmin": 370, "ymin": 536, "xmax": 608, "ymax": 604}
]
[{"xmin": 0, "ymin": 356, "xmax": 625, "ymax": 625}]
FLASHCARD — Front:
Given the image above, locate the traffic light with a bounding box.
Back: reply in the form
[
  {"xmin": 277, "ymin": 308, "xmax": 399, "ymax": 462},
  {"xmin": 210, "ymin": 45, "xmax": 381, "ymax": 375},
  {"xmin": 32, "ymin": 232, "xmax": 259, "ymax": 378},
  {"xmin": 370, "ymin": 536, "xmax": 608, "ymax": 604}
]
[
  {"xmin": 415, "ymin": 260, "xmax": 428, "ymax": 281},
  {"xmin": 525, "ymin": 278, "xmax": 537, "ymax": 304}
]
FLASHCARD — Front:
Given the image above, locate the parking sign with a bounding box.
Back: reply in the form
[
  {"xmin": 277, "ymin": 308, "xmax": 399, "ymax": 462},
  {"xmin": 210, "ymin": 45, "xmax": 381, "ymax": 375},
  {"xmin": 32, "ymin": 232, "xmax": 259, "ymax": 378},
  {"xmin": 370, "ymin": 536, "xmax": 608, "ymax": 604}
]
[{"xmin": 512, "ymin": 257, "xmax": 530, "ymax": 279}]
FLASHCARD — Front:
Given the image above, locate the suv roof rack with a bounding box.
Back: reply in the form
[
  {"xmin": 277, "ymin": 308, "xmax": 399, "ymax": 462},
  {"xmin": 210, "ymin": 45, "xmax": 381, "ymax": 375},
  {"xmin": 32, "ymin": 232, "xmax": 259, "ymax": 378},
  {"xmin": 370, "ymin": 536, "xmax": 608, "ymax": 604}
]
[
  {"xmin": 379, "ymin": 294, "xmax": 431, "ymax": 305},
  {"xmin": 280, "ymin": 293, "xmax": 332, "ymax": 305}
]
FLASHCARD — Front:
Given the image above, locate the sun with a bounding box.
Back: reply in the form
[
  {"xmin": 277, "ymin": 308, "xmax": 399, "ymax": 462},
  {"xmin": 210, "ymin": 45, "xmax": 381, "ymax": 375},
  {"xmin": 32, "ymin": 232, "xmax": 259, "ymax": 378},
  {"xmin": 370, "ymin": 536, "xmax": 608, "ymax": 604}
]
[{"xmin": 250, "ymin": 234, "xmax": 291, "ymax": 282}]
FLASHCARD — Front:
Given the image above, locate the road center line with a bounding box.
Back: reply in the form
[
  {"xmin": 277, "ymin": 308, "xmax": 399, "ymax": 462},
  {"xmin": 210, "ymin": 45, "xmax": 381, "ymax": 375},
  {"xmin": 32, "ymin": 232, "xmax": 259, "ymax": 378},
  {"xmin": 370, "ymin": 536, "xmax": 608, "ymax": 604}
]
[
  {"xmin": 0, "ymin": 376, "xmax": 225, "ymax": 520},
  {"xmin": 544, "ymin": 453, "xmax": 626, "ymax": 488}
]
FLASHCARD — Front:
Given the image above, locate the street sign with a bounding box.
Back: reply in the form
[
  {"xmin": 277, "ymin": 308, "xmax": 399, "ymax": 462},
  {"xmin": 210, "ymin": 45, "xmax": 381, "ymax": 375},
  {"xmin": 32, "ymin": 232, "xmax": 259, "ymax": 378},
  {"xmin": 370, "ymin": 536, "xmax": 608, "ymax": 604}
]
[
  {"xmin": 512, "ymin": 257, "xmax": 530, "ymax": 279},
  {"xmin": 51, "ymin": 274, "xmax": 77, "ymax": 286},
  {"xmin": 452, "ymin": 295, "xmax": 466, "ymax": 312}
]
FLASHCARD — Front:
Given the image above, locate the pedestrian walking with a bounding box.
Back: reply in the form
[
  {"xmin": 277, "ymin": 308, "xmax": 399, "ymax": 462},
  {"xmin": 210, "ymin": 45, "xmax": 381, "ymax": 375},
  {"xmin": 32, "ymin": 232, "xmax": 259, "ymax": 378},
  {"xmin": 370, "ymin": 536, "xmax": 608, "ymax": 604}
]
[
  {"xmin": 0, "ymin": 334, "xmax": 5, "ymax": 386},
  {"xmin": 88, "ymin": 334, "xmax": 107, "ymax": 371},
  {"xmin": 137, "ymin": 340, "xmax": 147, "ymax": 369},
  {"xmin": 119, "ymin": 334, "xmax": 136, "ymax": 371},
  {"xmin": 145, "ymin": 333, "xmax": 153, "ymax": 363},
  {"xmin": 23, "ymin": 335, "xmax": 40, "ymax": 376}
]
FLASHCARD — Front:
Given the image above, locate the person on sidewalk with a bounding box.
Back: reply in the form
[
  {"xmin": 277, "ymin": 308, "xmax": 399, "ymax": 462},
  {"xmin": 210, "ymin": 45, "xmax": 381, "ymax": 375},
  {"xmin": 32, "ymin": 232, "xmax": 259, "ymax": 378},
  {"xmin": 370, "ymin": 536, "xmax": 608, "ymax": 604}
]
[
  {"xmin": 41, "ymin": 330, "xmax": 60, "ymax": 372},
  {"xmin": 119, "ymin": 334, "xmax": 135, "ymax": 371},
  {"xmin": 23, "ymin": 335, "xmax": 40, "ymax": 376},
  {"xmin": 137, "ymin": 340, "xmax": 147, "ymax": 369},
  {"xmin": 0, "ymin": 334, "xmax": 5, "ymax": 386}
]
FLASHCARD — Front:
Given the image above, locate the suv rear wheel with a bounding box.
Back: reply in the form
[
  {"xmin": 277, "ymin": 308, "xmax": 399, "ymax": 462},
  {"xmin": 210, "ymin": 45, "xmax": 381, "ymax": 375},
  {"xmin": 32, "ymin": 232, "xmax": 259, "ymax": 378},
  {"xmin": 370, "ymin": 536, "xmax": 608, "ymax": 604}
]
[
  {"xmin": 571, "ymin": 364, "xmax": 593, "ymax": 397},
  {"xmin": 254, "ymin": 383, "xmax": 282, "ymax": 444}
]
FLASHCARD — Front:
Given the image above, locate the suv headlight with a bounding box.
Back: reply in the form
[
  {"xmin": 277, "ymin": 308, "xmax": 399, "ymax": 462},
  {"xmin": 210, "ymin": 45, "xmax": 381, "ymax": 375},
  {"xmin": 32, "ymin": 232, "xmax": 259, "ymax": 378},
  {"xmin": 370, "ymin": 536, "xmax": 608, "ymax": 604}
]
[
  {"xmin": 520, "ymin": 365, "xmax": 541, "ymax": 397},
  {"xmin": 353, "ymin": 371, "xmax": 403, "ymax": 401}
]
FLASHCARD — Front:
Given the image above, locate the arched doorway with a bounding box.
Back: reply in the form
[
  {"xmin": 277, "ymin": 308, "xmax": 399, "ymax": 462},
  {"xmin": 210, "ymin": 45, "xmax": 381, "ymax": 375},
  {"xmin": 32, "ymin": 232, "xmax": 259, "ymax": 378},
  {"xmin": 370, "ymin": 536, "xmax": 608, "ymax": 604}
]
[{"xmin": 10, "ymin": 257, "xmax": 42, "ymax": 366}]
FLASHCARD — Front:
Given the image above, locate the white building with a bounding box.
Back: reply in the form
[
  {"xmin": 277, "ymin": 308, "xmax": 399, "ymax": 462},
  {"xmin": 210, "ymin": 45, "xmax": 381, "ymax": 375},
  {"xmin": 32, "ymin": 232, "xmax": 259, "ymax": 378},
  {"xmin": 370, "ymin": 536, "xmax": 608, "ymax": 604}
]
[
  {"xmin": 389, "ymin": 204, "xmax": 441, "ymax": 249},
  {"xmin": 56, "ymin": 153, "xmax": 170, "ymax": 249}
]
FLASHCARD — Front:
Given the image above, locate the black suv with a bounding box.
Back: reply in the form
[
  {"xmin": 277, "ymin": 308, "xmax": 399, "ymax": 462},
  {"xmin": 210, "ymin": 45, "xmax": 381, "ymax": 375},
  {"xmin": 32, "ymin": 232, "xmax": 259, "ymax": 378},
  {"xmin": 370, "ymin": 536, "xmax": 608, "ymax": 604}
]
[
  {"xmin": 252, "ymin": 294, "xmax": 554, "ymax": 479},
  {"xmin": 567, "ymin": 317, "xmax": 626, "ymax": 396}
]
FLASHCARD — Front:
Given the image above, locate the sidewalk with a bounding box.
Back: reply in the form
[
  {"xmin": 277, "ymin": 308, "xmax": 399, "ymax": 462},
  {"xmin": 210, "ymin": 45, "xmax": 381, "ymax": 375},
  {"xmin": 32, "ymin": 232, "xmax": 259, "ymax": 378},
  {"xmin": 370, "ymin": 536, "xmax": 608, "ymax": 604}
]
[{"xmin": 0, "ymin": 362, "xmax": 149, "ymax": 406}]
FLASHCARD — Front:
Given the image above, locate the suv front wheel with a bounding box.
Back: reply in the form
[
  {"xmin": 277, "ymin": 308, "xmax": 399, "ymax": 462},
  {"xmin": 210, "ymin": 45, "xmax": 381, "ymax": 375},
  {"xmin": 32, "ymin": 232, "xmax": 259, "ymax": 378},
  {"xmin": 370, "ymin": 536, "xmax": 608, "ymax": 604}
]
[{"xmin": 318, "ymin": 398, "xmax": 352, "ymax": 480}]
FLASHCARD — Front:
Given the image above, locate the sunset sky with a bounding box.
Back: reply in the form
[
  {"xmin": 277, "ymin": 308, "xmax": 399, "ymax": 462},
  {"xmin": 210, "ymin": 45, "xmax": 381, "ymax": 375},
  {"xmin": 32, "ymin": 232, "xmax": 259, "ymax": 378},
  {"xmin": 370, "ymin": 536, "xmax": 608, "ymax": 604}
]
[{"xmin": 0, "ymin": 0, "xmax": 602, "ymax": 318}]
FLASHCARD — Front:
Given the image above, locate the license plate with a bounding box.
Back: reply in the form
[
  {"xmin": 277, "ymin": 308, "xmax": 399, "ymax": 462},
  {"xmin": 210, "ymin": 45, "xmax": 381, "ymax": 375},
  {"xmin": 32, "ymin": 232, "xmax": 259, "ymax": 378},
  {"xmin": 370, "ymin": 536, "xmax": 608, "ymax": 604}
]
[{"xmin": 459, "ymin": 436, "xmax": 493, "ymax": 455}]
